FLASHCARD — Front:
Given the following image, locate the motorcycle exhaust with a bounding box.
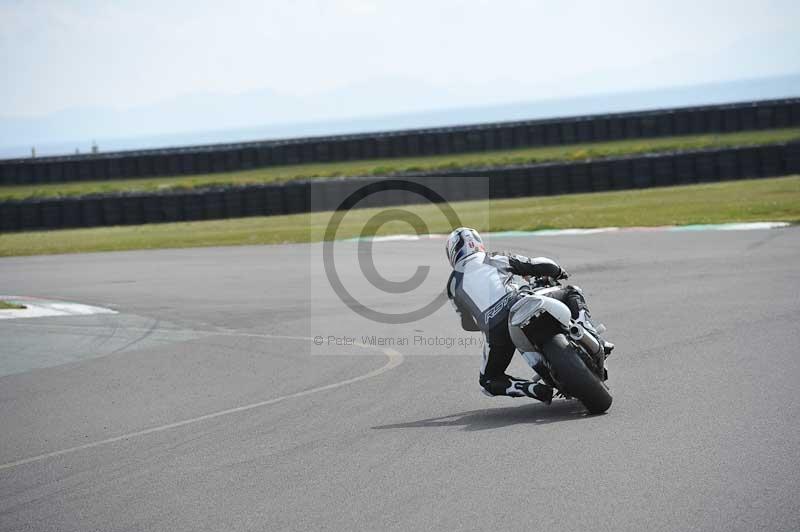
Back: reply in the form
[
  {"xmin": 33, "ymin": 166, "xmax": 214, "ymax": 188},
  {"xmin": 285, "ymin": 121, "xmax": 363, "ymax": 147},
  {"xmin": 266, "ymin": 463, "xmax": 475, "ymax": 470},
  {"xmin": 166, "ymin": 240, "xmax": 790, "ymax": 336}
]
[{"xmin": 568, "ymin": 324, "xmax": 603, "ymax": 356}]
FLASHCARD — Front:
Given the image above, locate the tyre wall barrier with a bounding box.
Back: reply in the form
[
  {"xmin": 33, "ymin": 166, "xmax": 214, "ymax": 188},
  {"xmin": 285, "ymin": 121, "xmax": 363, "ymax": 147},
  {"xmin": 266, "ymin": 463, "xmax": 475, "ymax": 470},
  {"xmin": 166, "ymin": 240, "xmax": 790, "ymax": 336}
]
[
  {"xmin": 1, "ymin": 98, "xmax": 798, "ymax": 185},
  {"xmin": 1, "ymin": 141, "xmax": 798, "ymax": 232}
]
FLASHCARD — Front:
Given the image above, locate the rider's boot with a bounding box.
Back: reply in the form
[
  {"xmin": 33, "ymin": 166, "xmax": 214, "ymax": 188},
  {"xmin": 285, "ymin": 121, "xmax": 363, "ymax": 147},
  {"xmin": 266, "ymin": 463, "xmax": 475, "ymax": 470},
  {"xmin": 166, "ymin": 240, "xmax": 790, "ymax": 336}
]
[
  {"xmin": 513, "ymin": 381, "xmax": 553, "ymax": 404},
  {"xmin": 481, "ymin": 374, "xmax": 553, "ymax": 404}
]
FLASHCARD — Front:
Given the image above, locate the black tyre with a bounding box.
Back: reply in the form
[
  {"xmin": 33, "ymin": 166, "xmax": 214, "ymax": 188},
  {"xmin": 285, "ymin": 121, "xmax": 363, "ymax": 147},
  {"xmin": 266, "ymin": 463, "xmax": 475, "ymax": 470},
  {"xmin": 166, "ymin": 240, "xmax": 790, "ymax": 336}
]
[{"xmin": 543, "ymin": 334, "xmax": 612, "ymax": 414}]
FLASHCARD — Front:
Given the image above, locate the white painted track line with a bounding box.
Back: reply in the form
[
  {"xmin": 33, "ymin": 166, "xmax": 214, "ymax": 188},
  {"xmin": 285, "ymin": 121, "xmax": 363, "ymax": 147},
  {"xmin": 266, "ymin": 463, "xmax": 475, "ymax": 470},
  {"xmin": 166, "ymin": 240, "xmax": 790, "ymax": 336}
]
[
  {"xmin": 0, "ymin": 296, "xmax": 117, "ymax": 320},
  {"xmin": 344, "ymin": 221, "xmax": 791, "ymax": 242},
  {"xmin": 0, "ymin": 334, "xmax": 403, "ymax": 472}
]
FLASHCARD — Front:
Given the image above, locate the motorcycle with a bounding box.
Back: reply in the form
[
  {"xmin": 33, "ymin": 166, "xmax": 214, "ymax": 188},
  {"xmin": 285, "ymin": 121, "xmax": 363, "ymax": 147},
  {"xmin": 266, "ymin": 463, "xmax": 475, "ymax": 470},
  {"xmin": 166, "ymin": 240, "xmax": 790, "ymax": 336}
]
[{"xmin": 507, "ymin": 276, "xmax": 612, "ymax": 414}]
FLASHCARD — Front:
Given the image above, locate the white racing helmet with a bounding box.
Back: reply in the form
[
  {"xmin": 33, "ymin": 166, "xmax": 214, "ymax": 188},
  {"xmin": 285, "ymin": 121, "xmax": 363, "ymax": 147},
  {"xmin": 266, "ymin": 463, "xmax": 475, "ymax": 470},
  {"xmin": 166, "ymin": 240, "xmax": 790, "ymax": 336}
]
[{"xmin": 445, "ymin": 227, "xmax": 485, "ymax": 267}]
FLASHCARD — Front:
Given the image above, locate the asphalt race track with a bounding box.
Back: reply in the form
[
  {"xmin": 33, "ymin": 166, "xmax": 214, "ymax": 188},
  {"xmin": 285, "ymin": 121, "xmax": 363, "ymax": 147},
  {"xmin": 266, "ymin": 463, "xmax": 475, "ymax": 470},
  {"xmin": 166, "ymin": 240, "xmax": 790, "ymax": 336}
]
[{"xmin": 1, "ymin": 227, "xmax": 799, "ymax": 532}]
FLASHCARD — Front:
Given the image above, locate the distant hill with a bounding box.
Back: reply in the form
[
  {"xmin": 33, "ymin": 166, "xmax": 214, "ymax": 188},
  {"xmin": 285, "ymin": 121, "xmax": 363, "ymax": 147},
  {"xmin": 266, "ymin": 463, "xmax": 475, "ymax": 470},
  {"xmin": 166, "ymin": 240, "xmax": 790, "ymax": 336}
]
[{"xmin": 1, "ymin": 73, "xmax": 798, "ymax": 158}]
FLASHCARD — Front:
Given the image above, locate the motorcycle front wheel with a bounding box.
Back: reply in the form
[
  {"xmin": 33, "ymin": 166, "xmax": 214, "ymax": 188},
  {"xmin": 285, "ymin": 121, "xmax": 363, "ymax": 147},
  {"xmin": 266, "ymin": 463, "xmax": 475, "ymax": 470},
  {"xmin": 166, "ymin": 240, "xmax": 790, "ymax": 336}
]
[{"xmin": 543, "ymin": 334, "xmax": 612, "ymax": 414}]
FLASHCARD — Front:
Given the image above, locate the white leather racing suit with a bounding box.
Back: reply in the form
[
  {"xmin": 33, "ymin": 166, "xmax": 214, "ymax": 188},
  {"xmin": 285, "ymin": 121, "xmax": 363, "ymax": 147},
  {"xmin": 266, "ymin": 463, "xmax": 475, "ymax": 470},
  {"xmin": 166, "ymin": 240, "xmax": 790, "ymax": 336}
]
[{"xmin": 446, "ymin": 251, "xmax": 589, "ymax": 396}]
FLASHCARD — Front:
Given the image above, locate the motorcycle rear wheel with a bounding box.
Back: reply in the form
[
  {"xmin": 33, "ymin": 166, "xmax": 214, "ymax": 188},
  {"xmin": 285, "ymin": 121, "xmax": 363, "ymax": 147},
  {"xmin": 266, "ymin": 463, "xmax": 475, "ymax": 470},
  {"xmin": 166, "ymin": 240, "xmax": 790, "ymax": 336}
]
[{"xmin": 543, "ymin": 334, "xmax": 612, "ymax": 414}]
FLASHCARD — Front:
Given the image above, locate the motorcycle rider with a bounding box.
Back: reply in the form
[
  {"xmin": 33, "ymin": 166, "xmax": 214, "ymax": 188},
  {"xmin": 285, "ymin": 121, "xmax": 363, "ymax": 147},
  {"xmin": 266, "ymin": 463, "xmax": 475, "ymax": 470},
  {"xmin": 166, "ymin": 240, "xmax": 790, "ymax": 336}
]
[{"xmin": 445, "ymin": 227, "xmax": 613, "ymax": 403}]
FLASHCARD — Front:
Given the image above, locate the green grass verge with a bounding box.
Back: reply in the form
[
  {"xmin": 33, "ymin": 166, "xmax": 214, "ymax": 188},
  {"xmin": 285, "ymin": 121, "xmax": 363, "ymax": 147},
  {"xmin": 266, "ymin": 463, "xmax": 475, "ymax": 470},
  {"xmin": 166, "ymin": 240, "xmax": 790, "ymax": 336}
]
[
  {"xmin": 2, "ymin": 128, "xmax": 799, "ymax": 201},
  {"xmin": 0, "ymin": 300, "xmax": 26, "ymax": 309},
  {"xmin": 1, "ymin": 176, "xmax": 798, "ymax": 257}
]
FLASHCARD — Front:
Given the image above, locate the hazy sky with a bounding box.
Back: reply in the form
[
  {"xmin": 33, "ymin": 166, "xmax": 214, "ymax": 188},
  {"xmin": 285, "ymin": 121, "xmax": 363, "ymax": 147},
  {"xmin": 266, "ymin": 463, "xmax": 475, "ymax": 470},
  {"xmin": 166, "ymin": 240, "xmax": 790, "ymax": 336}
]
[{"xmin": 1, "ymin": 0, "xmax": 798, "ymax": 118}]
